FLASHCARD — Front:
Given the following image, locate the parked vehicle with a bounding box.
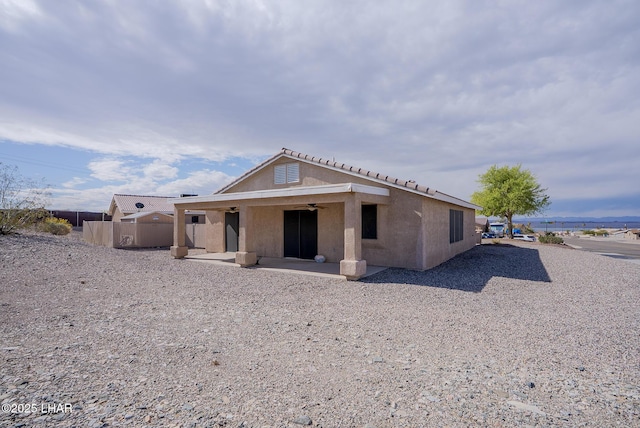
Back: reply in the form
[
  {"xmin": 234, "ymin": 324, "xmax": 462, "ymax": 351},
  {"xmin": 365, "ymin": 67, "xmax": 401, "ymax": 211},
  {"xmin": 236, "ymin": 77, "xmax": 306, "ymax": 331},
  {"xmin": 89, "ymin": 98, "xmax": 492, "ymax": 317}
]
[
  {"xmin": 489, "ymin": 222, "xmax": 505, "ymax": 238},
  {"xmin": 482, "ymin": 232, "xmax": 496, "ymax": 239},
  {"xmin": 513, "ymin": 234, "xmax": 535, "ymax": 242}
]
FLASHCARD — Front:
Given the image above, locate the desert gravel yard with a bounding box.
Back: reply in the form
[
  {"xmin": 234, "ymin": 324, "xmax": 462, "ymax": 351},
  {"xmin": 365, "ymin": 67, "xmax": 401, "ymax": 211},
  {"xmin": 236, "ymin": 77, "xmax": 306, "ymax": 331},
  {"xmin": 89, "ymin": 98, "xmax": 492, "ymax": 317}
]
[{"xmin": 1, "ymin": 232, "xmax": 639, "ymax": 427}]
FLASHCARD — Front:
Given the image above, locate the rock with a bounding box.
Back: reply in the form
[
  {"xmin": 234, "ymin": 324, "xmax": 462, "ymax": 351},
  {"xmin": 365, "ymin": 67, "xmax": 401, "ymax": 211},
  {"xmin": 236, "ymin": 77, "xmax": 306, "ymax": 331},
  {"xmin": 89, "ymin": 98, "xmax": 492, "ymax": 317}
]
[
  {"xmin": 506, "ymin": 400, "xmax": 547, "ymax": 416},
  {"xmin": 495, "ymin": 390, "xmax": 509, "ymax": 399},
  {"xmin": 294, "ymin": 415, "xmax": 312, "ymax": 425}
]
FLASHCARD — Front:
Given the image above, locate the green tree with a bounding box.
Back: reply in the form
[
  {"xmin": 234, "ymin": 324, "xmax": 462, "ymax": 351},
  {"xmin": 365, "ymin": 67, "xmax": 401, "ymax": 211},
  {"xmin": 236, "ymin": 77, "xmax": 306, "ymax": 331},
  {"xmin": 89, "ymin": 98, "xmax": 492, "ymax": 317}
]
[
  {"xmin": 471, "ymin": 165, "xmax": 550, "ymax": 239},
  {"xmin": 0, "ymin": 163, "xmax": 50, "ymax": 235}
]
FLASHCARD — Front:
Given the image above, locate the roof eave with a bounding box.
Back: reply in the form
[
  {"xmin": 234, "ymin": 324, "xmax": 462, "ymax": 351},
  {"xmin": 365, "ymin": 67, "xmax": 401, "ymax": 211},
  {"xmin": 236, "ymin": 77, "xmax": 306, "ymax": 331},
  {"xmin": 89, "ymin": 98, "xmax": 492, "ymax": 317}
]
[{"xmin": 170, "ymin": 182, "xmax": 390, "ymax": 205}]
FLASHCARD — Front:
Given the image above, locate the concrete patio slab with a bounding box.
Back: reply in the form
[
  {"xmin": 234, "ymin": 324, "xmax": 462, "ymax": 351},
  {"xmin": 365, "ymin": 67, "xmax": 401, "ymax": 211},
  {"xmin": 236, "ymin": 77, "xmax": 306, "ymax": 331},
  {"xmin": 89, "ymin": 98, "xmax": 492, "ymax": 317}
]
[{"xmin": 184, "ymin": 251, "xmax": 387, "ymax": 280}]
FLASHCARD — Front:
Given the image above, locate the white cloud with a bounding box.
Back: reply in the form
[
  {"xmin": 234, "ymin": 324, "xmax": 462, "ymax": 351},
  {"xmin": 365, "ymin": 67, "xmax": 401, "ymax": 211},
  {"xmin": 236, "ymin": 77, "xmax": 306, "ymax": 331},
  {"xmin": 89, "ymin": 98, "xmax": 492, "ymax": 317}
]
[
  {"xmin": 62, "ymin": 177, "xmax": 86, "ymax": 189},
  {"xmin": 2, "ymin": 0, "xmax": 640, "ymax": 216},
  {"xmin": 156, "ymin": 169, "xmax": 234, "ymax": 196},
  {"xmin": 49, "ymin": 168, "xmax": 234, "ymax": 211},
  {"xmin": 0, "ymin": 0, "xmax": 42, "ymax": 33},
  {"xmin": 143, "ymin": 160, "xmax": 178, "ymax": 180},
  {"xmin": 88, "ymin": 158, "xmax": 131, "ymax": 182}
]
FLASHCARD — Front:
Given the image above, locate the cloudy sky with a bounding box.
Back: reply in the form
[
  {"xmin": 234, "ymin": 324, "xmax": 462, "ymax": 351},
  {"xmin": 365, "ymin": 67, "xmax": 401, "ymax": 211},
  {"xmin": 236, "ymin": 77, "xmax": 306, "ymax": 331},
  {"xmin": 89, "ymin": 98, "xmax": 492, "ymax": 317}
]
[{"xmin": 1, "ymin": 0, "xmax": 639, "ymax": 217}]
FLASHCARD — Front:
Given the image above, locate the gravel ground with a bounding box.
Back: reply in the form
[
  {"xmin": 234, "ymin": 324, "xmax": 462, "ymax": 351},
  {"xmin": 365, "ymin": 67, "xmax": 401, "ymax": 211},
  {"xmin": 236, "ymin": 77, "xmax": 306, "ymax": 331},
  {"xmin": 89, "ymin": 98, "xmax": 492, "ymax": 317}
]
[{"xmin": 1, "ymin": 231, "xmax": 639, "ymax": 427}]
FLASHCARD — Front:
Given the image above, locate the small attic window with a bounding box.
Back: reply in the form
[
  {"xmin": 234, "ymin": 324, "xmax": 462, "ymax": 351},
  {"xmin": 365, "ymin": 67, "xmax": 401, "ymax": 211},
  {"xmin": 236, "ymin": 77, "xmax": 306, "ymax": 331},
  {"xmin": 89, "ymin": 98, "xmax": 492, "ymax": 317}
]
[{"xmin": 275, "ymin": 163, "xmax": 299, "ymax": 184}]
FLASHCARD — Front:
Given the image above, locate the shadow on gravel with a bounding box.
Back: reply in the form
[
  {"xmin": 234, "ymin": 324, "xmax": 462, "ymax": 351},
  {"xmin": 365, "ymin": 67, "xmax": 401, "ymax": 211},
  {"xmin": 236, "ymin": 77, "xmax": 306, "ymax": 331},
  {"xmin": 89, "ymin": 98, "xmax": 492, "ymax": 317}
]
[{"xmin": 362, "ymin": 244, "xmax": 551, "ymax": 292}]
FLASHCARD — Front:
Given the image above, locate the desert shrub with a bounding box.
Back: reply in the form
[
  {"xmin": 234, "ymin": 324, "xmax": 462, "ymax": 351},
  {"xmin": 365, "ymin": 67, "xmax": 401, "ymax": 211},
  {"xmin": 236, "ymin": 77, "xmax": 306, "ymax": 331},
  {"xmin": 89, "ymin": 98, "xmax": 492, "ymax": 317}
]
[
  {"xmin": 539, "ymin": 233, "xmax": 564, "ymax": 244},
  {"xmin": 1, "ymin": 162, "xmax": 50, "ymax": 235},
  {"xmin": 582, "ymin": 229, "xmax": 608, "ymax": 236},
  {"xmin": 40, "ymin": 217, "xmax": 72, "ymax": 235},
  {"xmin": 491, "ymin": 239, "xmax": 501, "ymax": 245}
]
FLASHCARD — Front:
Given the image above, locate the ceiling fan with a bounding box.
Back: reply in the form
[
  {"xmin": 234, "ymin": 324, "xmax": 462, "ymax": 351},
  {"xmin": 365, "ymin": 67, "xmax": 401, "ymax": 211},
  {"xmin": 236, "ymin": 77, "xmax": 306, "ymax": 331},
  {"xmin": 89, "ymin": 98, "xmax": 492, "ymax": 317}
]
[
  {"xmin": 294, "ymin": 203, "xmax": 326, "ymax": 211},
  {"xmin": 211, "ymin": 206, "xmax": 238, "ymax": 213}
]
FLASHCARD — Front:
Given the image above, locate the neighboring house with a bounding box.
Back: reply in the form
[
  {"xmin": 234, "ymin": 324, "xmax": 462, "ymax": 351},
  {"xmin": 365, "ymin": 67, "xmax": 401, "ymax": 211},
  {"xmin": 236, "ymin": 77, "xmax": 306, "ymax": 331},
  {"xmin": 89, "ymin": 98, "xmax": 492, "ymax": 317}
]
[
  {"xmin": 85, "ymin": 196, "xmax": 205, "ymax": 249},
  {"xmin": 625, "ymin": 229, "xmax": 640, "ymax": 240},
  {"xmin": 120, "ymin": 211, "xmax": 174, "ymax": 224},
  {"xmin": 169, "ymin": 148, "xmax": 480, "ymax": 280},
  {"xmin": 475, "ymin": 217, "xmax": 489, "ymax": 234},
  {"xmin": 108, "ymin": 194, "xmax": 204, "ymax": 223}
]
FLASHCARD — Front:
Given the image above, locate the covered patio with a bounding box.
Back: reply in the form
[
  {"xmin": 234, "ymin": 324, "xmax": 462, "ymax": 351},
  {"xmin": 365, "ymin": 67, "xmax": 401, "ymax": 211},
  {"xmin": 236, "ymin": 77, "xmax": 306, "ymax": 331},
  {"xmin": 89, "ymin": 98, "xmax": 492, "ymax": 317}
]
[
  {"xmin": 169, "ymin": 183, "xmax": 390, "ymax": 280},
  {"xmin": 184, "ymin": 251, "xmax": 387, "ymax": 280}
]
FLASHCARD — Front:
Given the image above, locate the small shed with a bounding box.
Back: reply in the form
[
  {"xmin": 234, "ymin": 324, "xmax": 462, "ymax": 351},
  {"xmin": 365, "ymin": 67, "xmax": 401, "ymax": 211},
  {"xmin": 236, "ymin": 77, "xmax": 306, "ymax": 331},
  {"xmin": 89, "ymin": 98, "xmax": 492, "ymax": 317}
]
[
  {"xmin": 108, "ymin": 194, "xmax": 205, "ymax": 223},
  {"xmin": 120, "ymin": 211, "xmax": 174, "ymax": 224}
]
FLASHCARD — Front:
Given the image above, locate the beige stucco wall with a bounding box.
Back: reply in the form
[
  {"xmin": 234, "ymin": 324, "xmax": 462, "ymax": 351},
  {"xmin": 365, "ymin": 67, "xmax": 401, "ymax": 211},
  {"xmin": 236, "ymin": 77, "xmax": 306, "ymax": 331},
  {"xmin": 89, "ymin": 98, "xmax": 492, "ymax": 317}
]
[
  {"xmin": 361, "ymin": 187, "xmax": 424, "ymax": 269},
  {"xmin": 111, "ymin": 208, "xmax": 125, "ymax": 222},
  {"xmin": 317, "ymin": 203, "xmax": 344, "ymax": 262},
  {"xmin": 624, "ymin": 230, "xmax": 639, "ymax": 240},
  {"xmin": 83, "ymin": 221, "xmax": 175, "ymax": 248},
  {"xmin": 207, "ymin": 203, "xmax": 344, "ymax": 262},
  {"xmin": 421, "ymin": 200, "xmax": 477, "ymax": 269}
]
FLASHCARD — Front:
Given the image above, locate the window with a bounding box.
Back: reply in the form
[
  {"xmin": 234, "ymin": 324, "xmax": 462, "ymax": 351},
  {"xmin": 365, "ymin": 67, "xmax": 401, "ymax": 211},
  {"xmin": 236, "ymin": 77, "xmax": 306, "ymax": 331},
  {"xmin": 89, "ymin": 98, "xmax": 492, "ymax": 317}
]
[
  {"xmin": 450, "ymin": 209, "xmax": 463, "ymax": 243},
  {"xmin": 274, "ymin": 163, "xmax": 300, "ymax": 184},
  {"xmin": 192, "ymin": 216, "xmax": 200, "ymax": 223},
  {"xmin": 362, "ymin": 204, "xmax": 377, "ymax": 239}
]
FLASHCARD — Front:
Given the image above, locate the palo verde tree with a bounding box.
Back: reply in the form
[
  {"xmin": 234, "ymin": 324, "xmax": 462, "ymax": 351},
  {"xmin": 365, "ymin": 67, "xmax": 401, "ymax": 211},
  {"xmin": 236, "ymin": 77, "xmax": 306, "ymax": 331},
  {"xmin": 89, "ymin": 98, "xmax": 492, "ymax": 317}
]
[
  {"xmin": 471, "ymin": 164, "xmax": 550, "ymax": 238},
  {"xmin": 0, "ymin": 162, "xmax": 50, "ymax": 235}
]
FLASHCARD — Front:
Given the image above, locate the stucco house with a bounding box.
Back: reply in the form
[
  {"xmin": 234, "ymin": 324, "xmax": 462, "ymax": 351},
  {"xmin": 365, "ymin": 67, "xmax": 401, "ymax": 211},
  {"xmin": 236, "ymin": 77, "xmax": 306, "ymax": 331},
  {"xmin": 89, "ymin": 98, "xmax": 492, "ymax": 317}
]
[
  {"xmin": 169, "ymin": 148, "xmax": 480, "ymax": 279},
  {"xmin": 120, "ymin": 211, "xmax": 174, "ymax": 224},
  {"xmin": 85, "ymin": 195, "xmax": 205, "ymax": 249},
  {"xmin": 108, "ymin": 194, "xmax": 204, "ymax": 223},
  {"xmin": 625, "ymin": 229, "xmax": 640, "ymax": 240},
  {"xmin": 475, "ymin": 217, "xmax": 489, "ymax": 234}
]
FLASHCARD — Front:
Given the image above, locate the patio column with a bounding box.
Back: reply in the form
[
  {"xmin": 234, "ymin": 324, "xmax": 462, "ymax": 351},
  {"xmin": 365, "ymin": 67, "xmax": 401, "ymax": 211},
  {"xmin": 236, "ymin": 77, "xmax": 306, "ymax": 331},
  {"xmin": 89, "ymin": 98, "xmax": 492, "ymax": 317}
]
[
  {"xmin": 171, "ymin": 207, "xmax": 188, "ymax": 258},
  {"xmin": 235, "ymin": 205, "xmax": 257, "ymax": 267},
  {"xmin": 340, "ymin": 193, "xmax": 367, "ymax": 280}
]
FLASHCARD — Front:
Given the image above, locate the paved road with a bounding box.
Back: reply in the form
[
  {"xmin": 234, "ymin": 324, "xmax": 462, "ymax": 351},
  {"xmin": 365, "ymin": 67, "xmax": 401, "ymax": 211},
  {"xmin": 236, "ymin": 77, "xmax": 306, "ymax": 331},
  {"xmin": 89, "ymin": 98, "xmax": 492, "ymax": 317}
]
[{"xmin": 562, "ymin": 236, "xmax": 640, "ymax": 263}]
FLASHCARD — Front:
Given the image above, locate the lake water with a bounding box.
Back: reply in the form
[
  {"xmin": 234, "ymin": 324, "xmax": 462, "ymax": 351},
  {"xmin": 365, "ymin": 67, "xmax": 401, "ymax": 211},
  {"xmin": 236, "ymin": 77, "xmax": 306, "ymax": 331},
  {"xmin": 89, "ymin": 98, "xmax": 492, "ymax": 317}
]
[{"xmin": 518, "ymin": 220, "xmax": 640, "ymax": 233}]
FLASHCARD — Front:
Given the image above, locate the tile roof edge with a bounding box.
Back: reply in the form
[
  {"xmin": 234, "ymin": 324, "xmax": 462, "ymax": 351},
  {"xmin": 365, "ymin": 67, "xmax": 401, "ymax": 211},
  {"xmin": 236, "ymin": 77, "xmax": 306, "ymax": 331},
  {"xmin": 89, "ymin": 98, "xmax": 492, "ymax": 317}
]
[
  {"xmin": 281, "ymin": 148, "xmax": 440, "ymax": 197},
  {"xmin": 113, "ymin": 194, "xmax": 175, "ymax": 198}
]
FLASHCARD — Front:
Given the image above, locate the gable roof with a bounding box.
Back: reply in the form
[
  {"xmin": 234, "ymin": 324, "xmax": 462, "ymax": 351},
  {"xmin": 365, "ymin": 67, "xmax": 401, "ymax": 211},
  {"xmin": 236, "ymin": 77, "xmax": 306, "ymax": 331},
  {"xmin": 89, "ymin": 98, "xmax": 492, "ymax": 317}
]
[
  {"xmin": 216, "ymin": 148, "xmax": 479, "ymax": 210},
  {"xmin": 108, "ymin": 194, "xmax": 174, "ymax": 215}
]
